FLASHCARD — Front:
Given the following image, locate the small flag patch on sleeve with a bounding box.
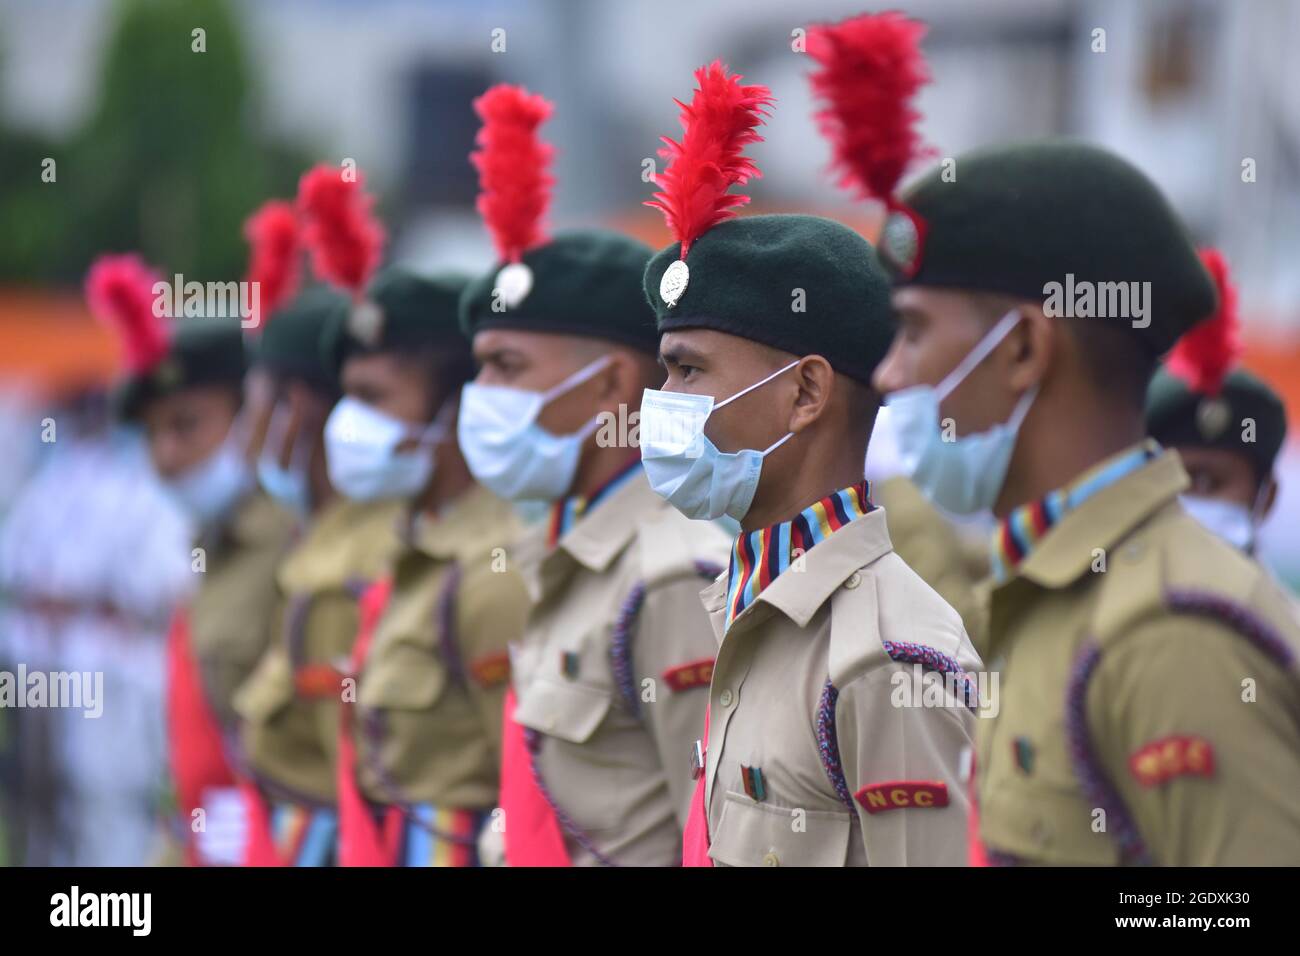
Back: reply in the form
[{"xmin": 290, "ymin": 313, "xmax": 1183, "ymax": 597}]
[
  {"xmin": 854, "ymin": 780, "xmax": 950, "ymax": 814},
  {"xmin": 1128, "ymin": 735, "xmax": 1215, "ymax": 787},
  {"xmin": 662, "ymin": 658, "xmax": 715, "ymax": 692}
]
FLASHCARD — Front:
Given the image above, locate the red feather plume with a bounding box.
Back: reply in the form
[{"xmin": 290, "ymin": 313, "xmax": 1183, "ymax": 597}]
[
  {"xmin": 84, "ymin": 254, "xmax": 169, "ymax": 374},
  {"xmin": 242, "ymin": 200, "xmax": 302, "ymax": 330},
  {"xmin": 646, "ymin": 61, "xmax": 774, "ymax": 259},
  {"xmin": 1165, "ymin": 248, "xmax": 1242, "ymax": 396},
  {"xmin": 807, "ymin": 11, "xmax": 934, "ymax": 205},
  {"xmin": 296, "ymin": 164, "xmax": 385, "ymax": 296},
  {"xmin": 470, "ymin": 84, "xmax": 556, "ymax": 263}
]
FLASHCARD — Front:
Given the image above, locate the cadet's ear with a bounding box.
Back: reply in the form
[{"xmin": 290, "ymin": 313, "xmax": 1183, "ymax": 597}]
[
  {"xmin": 787, "ymin": 354, "xmax": 835, "ymax": 434},
  {"xmin": 1261, "ymin": 474, "xmax": 1279, "ymax": 519},
  {"xmin": 1006, "ymin": 303, "xmax": 1054, "ymax": 393}
]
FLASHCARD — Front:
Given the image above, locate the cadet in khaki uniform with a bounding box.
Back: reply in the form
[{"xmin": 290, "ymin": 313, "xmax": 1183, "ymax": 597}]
[
  {"xmin": 870, "ymin": 139, "xmax": 1300, "ymax": 864},
  {"xmin": 457, "ymin": 84, "xmax": 729, "ymax": 866},
  {"xmin": 86, "ymin": 253, "xmax": 298, "ymax": 866},
  {"xmin": 804, "ymin": 13, "xmax": 987, "ymax": 648},
  {"xmin": 233, "ymin": 173, "xmax": 404, "ymax": 864},
  {"xmin": 1145, "ymin": 249, "xmax": 1289, "ymax": 558},
  {"xmin": 320, "ymin": 266, "xmax": 529, "ymax": 866},
  {"xmin": 639, "ymin": 63, "xmax": 980, "ymax": 867}
]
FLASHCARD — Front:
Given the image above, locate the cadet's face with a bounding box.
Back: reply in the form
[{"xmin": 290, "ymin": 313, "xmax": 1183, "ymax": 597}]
[
  {"xmin": 471, "ymin": 328, "xmax": 610, "ymax": 436},
  {"xmin": 142, "ymin": 385, "xmax": 240, "ymax": 480},
  {"xmin": 341, "ymin": 352, "xmax": 437, "ymax": 431},
  {"xmin": 658, "ymin": 329, "xmax": 797, "ymax": 454},
  {"xmin": 874, "ymin": 287, "xmax": 1020, "ymax": 435},
  {"xmin": 1178, "ymin": 446, "xmax": 1263, "ymax": 510}
]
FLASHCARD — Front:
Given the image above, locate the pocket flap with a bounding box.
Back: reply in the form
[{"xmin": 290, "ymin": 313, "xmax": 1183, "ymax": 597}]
[
  {"xmin": 709, "ymin": 790, "xmax": 853, "ymax": 867},
  {"xmin": 233, "ymin": 651, "xmax": 296, "ymax": 722},
  {"xmin": 979, "ymin": 780, "xmax": 1121, "ymax": 865},
  {"xmin": 359, "ymin": 642, "xmax": 448, "ymax": 710},
  {"xmin": 513, "ymin": 677, "xmax": 612, "ymax": 744}
]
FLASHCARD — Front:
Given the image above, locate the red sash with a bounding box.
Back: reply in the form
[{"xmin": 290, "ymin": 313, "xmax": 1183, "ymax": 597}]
[
  {"xmin": 165, "ymin": 609, "xmax": 237, "ymax": 867},
  {"xmin": 967, "ymin": 749, "xmax": 989, "ymax": 866},
  {"xmin": 681, "ymin": 704, "xmax": 713, "ymax": 867},
  {"xmin": 336, "ymin": 577, "xmax": 404, "ymax": 867},
  {"xmin": 499, "ymin": 687, "xmax": 571, "ymax": 866}
]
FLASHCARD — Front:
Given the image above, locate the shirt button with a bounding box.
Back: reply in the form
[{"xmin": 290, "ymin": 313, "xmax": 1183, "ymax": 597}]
[
  {"xmin": 844, "ymin": 571, "xmax": 862, "ymax": 590},
  {"xmin": 719, "ymin": 689, "xmax": 734, "ymax": 708},
  {"xmin": 762, "ymin": 851, "xmax": 780, "ymax": 867}
]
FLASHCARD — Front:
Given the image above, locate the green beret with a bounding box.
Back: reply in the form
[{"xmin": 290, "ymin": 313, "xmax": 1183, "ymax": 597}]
[
  {"xmin": 117, "ymin": 317, "xmax": 246, "ymax": 421},
  {"xmin": 885, "ymin": 140, "xmax": 1216, "ymax": 355},
  {"xmin": 252, "ymin": 286, "xmax": 347, "ymax": 393},
  {"xmin": 459, "ymin": 229, "xmax": 659, "ymax": 354},
  {"xmin": 324, "ymin": 267, "xmax": 471, "ymax": 375},
  {"xmin": 1146, "ymin": 366, "xmax": 1287, "ymax": 480},
  {"xmin": 643, "ymin": 214, "xmax": 893, "ymax": 386}
]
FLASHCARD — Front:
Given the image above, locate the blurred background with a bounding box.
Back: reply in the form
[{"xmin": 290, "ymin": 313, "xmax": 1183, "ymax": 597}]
[{"xmin": 0, "ymin": 0, "xmax": 1297, "ymax": 865}]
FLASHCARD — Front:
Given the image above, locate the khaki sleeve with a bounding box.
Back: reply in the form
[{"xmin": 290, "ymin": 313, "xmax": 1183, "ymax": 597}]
[
  {"xmin": 835, "ymin": 663, "xmax": 975, "ymax": 865},
  {"xmin": 630, "ymin": 573, "xmax": 718, "ymax": 830},
  {"xmin": 455, "ymin": 562, "xmax": 531, "ymax": 768},
  {"xmin": 1089, "ymin": 616, "xmax": 1300, "ymax": 865}
]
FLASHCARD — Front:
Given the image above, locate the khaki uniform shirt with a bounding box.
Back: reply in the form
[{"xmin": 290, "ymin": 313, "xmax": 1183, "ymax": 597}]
[
  {"xmin": 700, "ymin": 507, "xmax": 982, "ymax": 866},
  {"xmin": 509, "ymin": 473, "xmax": 730, "ymax": 866},
  {"xmin": 235, "ymin": 496, "xmax": 402, "ymax": 805},
  {"xmin": 875, "ymin": 476, "xmax": 985, "ymax": 648},
  {"xmin": 977, "ymin": 448, "xmax": 1300, "ymax": 865},
  {"xmin": 355, "ymin": 485, "xmax": 529, "ymax": 809},
  {"xmin": 189, "ymin": 490, "xmax": 297, "ymax": 728}
]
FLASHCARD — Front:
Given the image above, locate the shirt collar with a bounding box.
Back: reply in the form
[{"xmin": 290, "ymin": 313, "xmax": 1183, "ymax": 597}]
[
  {"xmin": 406, "ymin": 483, "xmax": 511, "ymax": 561},
  {"xmin": 999, "ymin": 442, "xmax": 1187, "ymax": 590},
  {"xmin": 546, "ymin": 456, "xmax": 643, "ymax": 548},
  {"xmin": 723, "ymin": 481, "xmax": 878, "ymax": 631}
]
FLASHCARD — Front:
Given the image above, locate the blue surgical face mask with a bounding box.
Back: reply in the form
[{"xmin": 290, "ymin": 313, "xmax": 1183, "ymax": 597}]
[
  {"xmin": 639, "ymin": 360, "xmax": 799, "ymax": 522},
  {"xmin": 457, "ymin": 355, "xmax": 611, "ymax": 502},
  {"xmin": 887, "ymin": 311, "xmax": 1037, "ymax": 516},
  {"xmin": 324, "ymin": 396, "xmax": 445, "ymax": 503},
  {"xmin": 162, "ymin": 429, "xmax": 252, "ymax": 528}
]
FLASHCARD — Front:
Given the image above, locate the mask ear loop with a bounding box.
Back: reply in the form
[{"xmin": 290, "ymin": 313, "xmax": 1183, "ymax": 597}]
[
  {"xmin": 1244, "ymin": 476, "xmax": 1272, "ymax": 554},
  {"xmin": 713, "ymin": 359, "xmax": 801, "ymax": 411},
  {"xmin": 935, "ymin": 310, "xmax": 1024, "ymax": 402}
]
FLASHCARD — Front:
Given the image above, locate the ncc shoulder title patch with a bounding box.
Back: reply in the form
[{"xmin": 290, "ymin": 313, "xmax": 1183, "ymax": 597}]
[
  {"xmin": 854, "ymin": 780, "xmax": 949, "ymax": 814},
  {"xmin": 662, "ymin": 658, "xmax": 714, "ymax": 692},
  {"xmin": 1128, "ymin": 735, "xmax": 1216, "ymax": 787}
]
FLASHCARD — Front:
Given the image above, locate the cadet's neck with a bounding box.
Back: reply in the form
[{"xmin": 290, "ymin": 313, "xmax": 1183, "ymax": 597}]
[
  {"xmin": 996, "ymin": 400, "xmax": 1145, "ymax": 518},
  {"xmin": 418, "ymin": 440, "xmax": 474, "ymax": 517},
  {"xmin": 571, "ymin": 441, "xmax": 639, "ymax": 501},
  {"xmin": 741, "ymin": 446, "xmax": 865, "ymax": 534}
]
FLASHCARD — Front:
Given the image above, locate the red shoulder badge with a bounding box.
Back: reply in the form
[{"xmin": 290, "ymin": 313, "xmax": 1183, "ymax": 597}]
[
  {"xmin": 1128, "ymin": 735, "xmax": 1215, "ymax": 787},
  {"xmin": 469, "ymin": 651, "xmax": 511, "ymax": 689},
  {"xmin": 662, "ymin": 658, "xmax": 715, "ymax": 692},
  {"xmin": 854, "ymin": 780, "xmax": 950, "ymax": 814}
]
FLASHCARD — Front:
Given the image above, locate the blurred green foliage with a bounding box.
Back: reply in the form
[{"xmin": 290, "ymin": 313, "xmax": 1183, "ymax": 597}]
[{"xmin": 0, "ymin": 0, "xmax": 315, "ymax": 286}]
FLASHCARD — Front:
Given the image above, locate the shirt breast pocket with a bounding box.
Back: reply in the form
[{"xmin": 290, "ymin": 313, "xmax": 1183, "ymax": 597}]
[
  {"xmin": 980, "ymin": 778, "xmax": 1121, "ymax": 865},
  {"xmin": 358, "ymin": 641, "xmax": 449, "ymax": 711},
  {"xmin": 709, "ymin": 790, "xmax": 853, "ymax": 867},
  {"xmin": 513, "ymin": 676, "xmax": 613, "ymax": 744}
]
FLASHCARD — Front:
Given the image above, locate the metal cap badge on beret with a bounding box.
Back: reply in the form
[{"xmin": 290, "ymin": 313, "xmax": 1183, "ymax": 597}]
[
  {"xmin": 296, "ymin": 163, "xmax": 387, "ymax": 345},
  {"xmin": 806, "ymin": 11, "xmax": 935, "ymax": 281},
  {"xmin": 460, "ymin": 84, "xmax": 660, "ymax": 353},
  {"xmin": 644, "ymin": 61, "xmax": 773, "ymax": 312},
  {"xmin": 324, "ymin": 266, "xmax": 472, "ymax": 375},
  {"xmin": 1146, "ymin": 249, "xmax": 1288, "ymax": 477},
  {"xmin": 469, "ymin": 84, "xmax": 555, "ymax": 314}
]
